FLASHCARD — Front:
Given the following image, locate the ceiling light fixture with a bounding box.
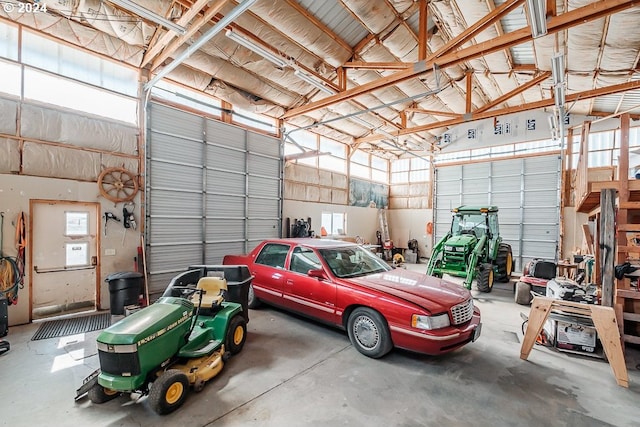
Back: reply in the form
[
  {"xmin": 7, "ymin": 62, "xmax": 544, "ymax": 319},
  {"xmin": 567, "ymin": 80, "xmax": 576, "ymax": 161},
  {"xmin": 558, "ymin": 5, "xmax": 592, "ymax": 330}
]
[
  {"xmin": 551, "ymin": 53, "xmax": 565, "ymax": 86},
  {"xmin": 525, "ymin": 0, "xmax": 547, "ymax": 39},
  {"xmin": 144, "ymin": 0, "xmax": 258, "ymax": 91},
  {"xmin": 109, "ymin": 0, "xmax": 187, "ymax": 35},
  {"xmin": 225, "ymin": 29, "xmax": 289, "ymax": 68},
  {"xmin": 294, "ymin": 70, "xmax": 336, "ymax": 95},
  {"xmin": 554, "ymin": 84, "xmax": 565, "ymax": 109}
]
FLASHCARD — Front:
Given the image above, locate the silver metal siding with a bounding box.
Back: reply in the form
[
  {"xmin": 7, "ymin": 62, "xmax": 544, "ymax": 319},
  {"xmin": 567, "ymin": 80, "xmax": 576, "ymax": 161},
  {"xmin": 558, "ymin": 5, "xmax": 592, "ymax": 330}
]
[{"xmin": 147, "ymin": 101, "xmax": 282, "ymax": 298}]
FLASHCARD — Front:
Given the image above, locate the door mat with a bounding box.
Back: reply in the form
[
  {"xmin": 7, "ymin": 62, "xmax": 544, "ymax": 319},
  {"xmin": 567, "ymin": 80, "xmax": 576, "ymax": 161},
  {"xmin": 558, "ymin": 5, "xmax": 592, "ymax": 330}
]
[{"xmin": 31, "ymin": 312, "xmax": 111, "ymax": 341}]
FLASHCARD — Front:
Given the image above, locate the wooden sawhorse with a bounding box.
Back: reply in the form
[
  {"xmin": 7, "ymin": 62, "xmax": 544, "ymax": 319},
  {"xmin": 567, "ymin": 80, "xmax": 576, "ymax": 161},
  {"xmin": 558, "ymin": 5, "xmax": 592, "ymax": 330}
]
[{"xmin": 520, "ymin": 296, "xmax": 629, "ymax": 388}]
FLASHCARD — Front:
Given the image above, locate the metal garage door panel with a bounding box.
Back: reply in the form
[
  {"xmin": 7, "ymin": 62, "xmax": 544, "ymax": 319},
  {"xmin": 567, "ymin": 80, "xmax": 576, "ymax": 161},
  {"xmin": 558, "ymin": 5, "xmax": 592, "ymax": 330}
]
[
  {"xmin": 150, "ymin": 104, "xmax": 204, "ymax": 141},
  {"xmin": 524, "ymin": 206, "xmax": 558, "ymax": 223},
  {"xmin": 496, "ymin": 207, "xmax": 521, "ymax": 224},
  {"xmin": 205, "ymin": 218, "xmax": 245, "ymax": 240},
  {"xmin": 523, "ymin": 189, "xmax": 557, "ymax": 205},
  {"xmin": 248, "ymin": 197, "xmax": 279, "ymax": 217},
  {"xmin": 150, "ymin": 132, "xmax": 203, "ymax": 164},
  {"xmin": 206, "ymin": 195, "xmax": 245, "ymax": 217},
  {"xmin": 205, "ymin": 242, "xmax": 245, "ymax": 264},
  {"xmin": 248, "ymin": 153, "xmax": 280, "ymax": 176},
  {"xmin": 207, "ymin": 169, "xmax": 245, "ymax": 194},
  {"xmin": 248, "ymin": 132, "xmax": 280, "ymax": 157},
  {"xmin": 206, "ymin": 120, "xmax": 245, "ymax": 149},
  {"xmin": 149, "ymin": 161, "xmax": 202, "ymax": 190},
  {"xmin": 522, "ymin": 223, "xmax": 558, "ymax": 241},
  {"xmin": 492, "ymin": 175, "xmax": 521, "ymax": 193},
  {"xmin": 248, "ymin": 219, "xmax": 280, "ymax": 239},
  {"xmin": 462, "ymin": 163, "xmax": 490, "ymax": 179},
  {"xmin": 149, "ymin": 217, "xmax": 202, "ymax": 243},
  {"xmin": 436, "ymin": 165, "xmax": 462, "ymax": 181},
  {"xmin": 149, "ymin": 189, "xmax": 201, "ymax": 216},
  {"xmin": 523, "ymin": 173, "xmax": 558, "ymax": 191},
  {"xmin": 207, "ymin": 144, "xmax": 245, "ymax": 171},
  {"xmin": 524, "ymin": 155, "xmax": 560, "ymax": 172},
  {"xmin": 249, "ymin": 175, "xmax": 279, "ymax": 196},
  {"xmin": 491, "ymin": 193, "xmax": 519, "ymax": 209},
  {"xmin": 148, "ymin": 244, "xmax": 203, "ymax": 294},
  {"xmin": 436, "ymin": 180, "xmax": 462, "ymax": 196},
  {"xmin": 461, "ymin": 193, "xmax": 489, "ymax": 205},
  {"xmin": 522, "ymin": 241, "xmax": 556, "ymax": 261}
]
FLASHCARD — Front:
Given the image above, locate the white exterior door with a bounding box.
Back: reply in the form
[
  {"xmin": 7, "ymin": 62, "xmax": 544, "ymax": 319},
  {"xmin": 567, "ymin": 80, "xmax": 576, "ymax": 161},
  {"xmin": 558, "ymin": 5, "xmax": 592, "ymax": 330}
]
[{"xmin": 31, "ymin": 200, "xmax": 99, "ymax": 320}]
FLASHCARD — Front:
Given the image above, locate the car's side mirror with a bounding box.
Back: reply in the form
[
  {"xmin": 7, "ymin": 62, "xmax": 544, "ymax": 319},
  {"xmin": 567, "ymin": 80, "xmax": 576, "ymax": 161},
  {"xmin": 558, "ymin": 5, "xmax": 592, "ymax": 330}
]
[{"xmin": 308, "ymin": 269, "xmax": 327, "ymax": 280}]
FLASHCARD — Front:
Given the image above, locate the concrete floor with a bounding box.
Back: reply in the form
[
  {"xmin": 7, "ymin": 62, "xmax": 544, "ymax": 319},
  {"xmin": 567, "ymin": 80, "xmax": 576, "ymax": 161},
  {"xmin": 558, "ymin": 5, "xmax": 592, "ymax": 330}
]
[{"xmin": 2, "ymin": 263, "xmax": 640, "ymax": 426}]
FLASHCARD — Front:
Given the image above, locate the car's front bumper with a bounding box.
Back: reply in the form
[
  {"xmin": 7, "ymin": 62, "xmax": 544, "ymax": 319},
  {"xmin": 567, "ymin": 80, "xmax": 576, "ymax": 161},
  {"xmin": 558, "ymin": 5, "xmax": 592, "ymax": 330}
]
[{"xmin": 389, "ymin": 307, "xmax": 482, "ymax": 355}]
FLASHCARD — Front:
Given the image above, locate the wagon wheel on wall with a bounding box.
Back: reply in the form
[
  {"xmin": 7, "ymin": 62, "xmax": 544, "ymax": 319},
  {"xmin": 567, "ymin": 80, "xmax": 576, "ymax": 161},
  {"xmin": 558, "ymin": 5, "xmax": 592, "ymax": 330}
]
[{"xmin": 98, "ymin": 167, "xmax": 139, "ymax": 203}]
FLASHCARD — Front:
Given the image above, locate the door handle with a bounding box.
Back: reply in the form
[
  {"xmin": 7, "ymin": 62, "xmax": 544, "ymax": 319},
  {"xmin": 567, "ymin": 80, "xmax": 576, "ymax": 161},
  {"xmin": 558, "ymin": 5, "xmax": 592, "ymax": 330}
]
[{"xmin": 286, "ymin": 279, "xmax": 294, "ymax": 285}]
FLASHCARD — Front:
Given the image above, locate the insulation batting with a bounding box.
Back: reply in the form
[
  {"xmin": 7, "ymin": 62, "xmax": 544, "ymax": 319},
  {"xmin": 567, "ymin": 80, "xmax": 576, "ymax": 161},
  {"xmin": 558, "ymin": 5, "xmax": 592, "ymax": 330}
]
[
  {"xmin": 20, "ymin": 104, "xmax": 137, "ymax": 154},
  {"xmin": 249, "ymin": 0, "xmax": 351, "ymax": 68},
  {"xmin": 0, "ymin": 98, "xmax": 17, "ymax": 135},
  {"xmin": 320, "ymin": 187, "xmax": 332, "ymax": 203},
  {"xmin": 305, "ymin": 186, "xmax": 320, "ymax": 202},
  {"xmin": 332, "ymin": 189, "xmax": 348, "ymax": 205},
  {"xmin": 318, "ymin": 169, "xmax": 333, "ymax": 187},
  {"xmin": 0, "ymin": 138, "xmax": 20, "ymax": 173},
  {"xmin": 22, "ymin": 142, "xmax": 101, "ymax": 180}
]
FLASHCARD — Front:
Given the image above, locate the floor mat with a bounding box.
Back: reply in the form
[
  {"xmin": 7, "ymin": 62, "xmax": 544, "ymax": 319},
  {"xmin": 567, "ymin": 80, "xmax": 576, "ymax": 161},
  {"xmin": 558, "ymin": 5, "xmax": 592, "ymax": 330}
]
[{"xmin": 31, "ymin": 312, "xmax": 111, "ymax": 341}]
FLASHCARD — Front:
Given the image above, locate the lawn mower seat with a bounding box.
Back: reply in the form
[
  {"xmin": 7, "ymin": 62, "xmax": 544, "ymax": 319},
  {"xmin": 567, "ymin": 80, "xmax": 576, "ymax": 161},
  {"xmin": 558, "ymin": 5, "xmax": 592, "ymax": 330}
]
[{"xmin": 195, "ymin": 277, "xmax": 228, "ymax": 314}]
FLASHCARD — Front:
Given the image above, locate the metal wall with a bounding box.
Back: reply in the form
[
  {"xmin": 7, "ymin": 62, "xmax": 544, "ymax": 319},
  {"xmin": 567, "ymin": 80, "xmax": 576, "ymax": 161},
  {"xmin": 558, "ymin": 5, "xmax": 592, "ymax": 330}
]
[
  {"xmin": 434, "ymin": 155, "xmax": 561, "ymax": 272},
  {"xmin": 146, "ymin": 102, "xmax": 282, "ymax": 297}
]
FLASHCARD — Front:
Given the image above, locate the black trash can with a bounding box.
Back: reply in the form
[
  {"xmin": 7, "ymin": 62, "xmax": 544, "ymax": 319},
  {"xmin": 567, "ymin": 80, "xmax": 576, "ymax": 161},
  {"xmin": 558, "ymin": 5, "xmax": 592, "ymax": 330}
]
[{"xmin": 106, "ymin": 272, "xmax": 142, "ymax": 315}]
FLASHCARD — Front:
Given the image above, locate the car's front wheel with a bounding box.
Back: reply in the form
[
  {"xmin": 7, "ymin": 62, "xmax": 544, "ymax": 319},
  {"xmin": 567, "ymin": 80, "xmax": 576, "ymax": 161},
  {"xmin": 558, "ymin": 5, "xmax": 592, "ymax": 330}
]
[{"xmin": 347, "ymin": 307, "xmax": 393, "ymax": 358}]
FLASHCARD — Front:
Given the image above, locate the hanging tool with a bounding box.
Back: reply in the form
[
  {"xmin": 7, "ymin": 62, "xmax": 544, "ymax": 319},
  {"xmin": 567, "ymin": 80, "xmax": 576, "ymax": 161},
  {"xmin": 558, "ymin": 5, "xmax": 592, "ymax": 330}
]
[
  {"xmin": 123, "ymin": 202, "xmax": 136, "ymax": 230},
  {"xmin": 103, "ymin": 212, "xmax": 120, "ymax": 236}
]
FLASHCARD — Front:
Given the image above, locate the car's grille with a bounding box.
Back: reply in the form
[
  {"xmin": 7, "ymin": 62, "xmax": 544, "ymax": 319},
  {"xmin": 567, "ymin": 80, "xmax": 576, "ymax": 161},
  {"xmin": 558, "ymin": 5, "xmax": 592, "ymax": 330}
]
[{"xmin": 451, "ymin": 298, "xmax": 474, "ymax": 325}]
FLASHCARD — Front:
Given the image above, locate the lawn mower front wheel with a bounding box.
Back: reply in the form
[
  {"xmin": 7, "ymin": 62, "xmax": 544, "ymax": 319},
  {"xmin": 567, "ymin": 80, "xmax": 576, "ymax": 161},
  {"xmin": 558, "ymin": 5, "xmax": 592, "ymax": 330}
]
[{"xmin": 148, "ymin": 369, "xmax": 189, "ymax": 415}]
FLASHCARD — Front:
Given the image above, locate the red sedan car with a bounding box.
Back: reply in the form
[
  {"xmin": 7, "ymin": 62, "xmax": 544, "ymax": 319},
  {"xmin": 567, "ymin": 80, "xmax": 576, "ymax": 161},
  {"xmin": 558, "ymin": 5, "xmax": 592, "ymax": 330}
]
[{"xmin": 223, "ymin": 238, "xmax": 481, "ymax": 358}]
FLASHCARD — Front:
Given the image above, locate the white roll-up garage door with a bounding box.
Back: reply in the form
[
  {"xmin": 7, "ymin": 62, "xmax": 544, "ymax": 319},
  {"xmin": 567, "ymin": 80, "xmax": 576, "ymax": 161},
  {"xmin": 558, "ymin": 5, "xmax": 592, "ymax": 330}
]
[
  {"xmin": 434, "ymin": 155, "xmax": 560, "ymax": 272},
  {"xmin": 146, "ymin": 102, "xmax": 282, "ymax": 297}
]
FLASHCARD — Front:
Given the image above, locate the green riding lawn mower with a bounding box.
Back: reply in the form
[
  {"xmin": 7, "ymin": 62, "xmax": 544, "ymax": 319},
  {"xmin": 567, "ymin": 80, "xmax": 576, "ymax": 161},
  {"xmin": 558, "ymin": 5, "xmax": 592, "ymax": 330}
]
[
  {"xmin": 427, "ymin": 206, "xmax": 513, "ymax": 292},
  {"xmin": 75, "ymin": 265, "xmax": 252, "ymax": 415}
]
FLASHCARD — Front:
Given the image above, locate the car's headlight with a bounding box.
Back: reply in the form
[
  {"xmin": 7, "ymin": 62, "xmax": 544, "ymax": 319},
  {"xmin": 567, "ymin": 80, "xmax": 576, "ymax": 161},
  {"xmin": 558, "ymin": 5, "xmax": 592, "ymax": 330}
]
[
  {"xmin": 412, "ymin": 313, "xmax": 451, "ymax": 330},
  {"xmin": 444, "ymin": 245, "xmax": 455, "ymax": 252}
]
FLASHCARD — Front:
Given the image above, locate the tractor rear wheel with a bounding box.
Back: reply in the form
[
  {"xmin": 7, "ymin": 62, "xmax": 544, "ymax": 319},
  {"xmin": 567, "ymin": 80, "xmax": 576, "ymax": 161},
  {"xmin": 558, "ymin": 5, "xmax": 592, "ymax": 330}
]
[
  {"xmin": 496, "ymin": 243, "xmax": 513, "ymax": 282},
  {"xmin": 88, "ymin": 384, "xmax": 120, "ymax": 404},
  {"xmin": 148, "ymin": 369, "xmax": 189, "ymax": 415},
  {"xmin": 514, "ymin": 281, "xmax": 532, "ymax": 305},
  {"xmin": 476, "ymin": 263, "xmax": 494, "ymax": 293},
  {"xmin": 225, "ymin": 315, "xmax": 247, "ymax": 355}
]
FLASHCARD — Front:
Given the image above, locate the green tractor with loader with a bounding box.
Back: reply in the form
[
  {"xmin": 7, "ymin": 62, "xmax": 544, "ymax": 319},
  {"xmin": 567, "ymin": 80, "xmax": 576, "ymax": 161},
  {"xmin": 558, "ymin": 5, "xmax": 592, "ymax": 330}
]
[
  {"xmin": 427, "ymin": 206, "xmax": 513, "ymax": 292},
  {"xmin": 76, "ymin": 265, "xmax": 252, "ymax": 415}
]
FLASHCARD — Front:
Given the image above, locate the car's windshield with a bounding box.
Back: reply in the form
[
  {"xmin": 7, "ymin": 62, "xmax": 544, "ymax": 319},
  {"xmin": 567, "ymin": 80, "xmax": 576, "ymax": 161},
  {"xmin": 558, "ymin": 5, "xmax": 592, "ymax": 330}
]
[{"xmin": 318, "ymin": 245, "xmax": 392, "ymax": 278}]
